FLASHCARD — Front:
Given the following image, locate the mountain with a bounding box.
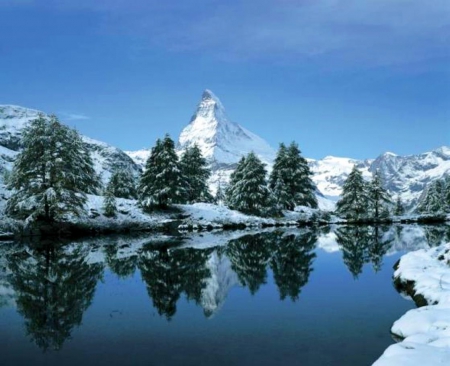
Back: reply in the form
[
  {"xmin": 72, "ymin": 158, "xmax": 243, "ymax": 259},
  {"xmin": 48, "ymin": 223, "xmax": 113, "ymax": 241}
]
[
  {"xmin": 178, "ymin": 89, "xmax": 275, "ymax": 167},
  {"xmin": 308, "ymin": 147, "xmax": 450, "ymax": 210},
  {"xmin": 126, "ymin": 90, "xmax": 275, "ymax": 169},
  {"xmin": 369, "ymin": 147, "xmax": 450, "ymax": 209},
  {"xmin": 308, "ymin": 156, "xmax": 373, "ymax": 198},
  {"xmin": 0, "ymin": 105, "xmax": 141, "ymax": 186},
  {"xmin": 125, "ymin": 90, "xmax": 449, "ymax": 212}
]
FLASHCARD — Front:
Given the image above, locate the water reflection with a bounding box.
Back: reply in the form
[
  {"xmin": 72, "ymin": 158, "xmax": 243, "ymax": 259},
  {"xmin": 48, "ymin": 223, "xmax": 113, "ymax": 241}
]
[
  {"xmin": 6, "ymin": 241, "xmax": 103, "ymax": 351},
  {"xmin": 270, "ymin": 232, "xmax": 316, "ymax": 301},
  {"xmin": 139, "ymin": 247, "xmax": 212, "ymax": 320},
  {"xmin": 336, "ymin": 226, "xmax": 393, "ymax": 277},
  {"xmin": 1, "ymin": 224, "xmax": 448, "ymax": 352}
]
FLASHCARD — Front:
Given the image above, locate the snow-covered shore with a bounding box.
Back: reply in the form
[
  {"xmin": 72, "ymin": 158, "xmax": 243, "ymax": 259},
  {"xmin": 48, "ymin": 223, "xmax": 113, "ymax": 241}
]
[{"xmin": 374, "ymin": 242, "xmax": 450, "ymax": 365}]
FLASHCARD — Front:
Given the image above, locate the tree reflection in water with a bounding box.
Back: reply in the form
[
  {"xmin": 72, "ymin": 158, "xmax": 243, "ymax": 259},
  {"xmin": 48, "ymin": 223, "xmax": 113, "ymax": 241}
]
[
  {"xmin": 104, "ymin": 241, "xmax": 138, "ymax": 279},
  {"xmin": 7, "ymin": 241, "xmax": 104, "ymax": 351},
  {"xmin": 270, "ymin": 231, "xmax": 317, "ymax": 301},
  {"xmin": 4, "ymin": 225, "xmax": 437, "ymax": 351},
  {"xmin": 226, "ymin": 233, "xmax": 273, "ymax": 295},
  {"xmin": 336, "ymin": 226, "xmax": 393, "ymax": 278},
  {"xmin": 138, "ymin": 246, "xmax": 212, "ymax": 320}
]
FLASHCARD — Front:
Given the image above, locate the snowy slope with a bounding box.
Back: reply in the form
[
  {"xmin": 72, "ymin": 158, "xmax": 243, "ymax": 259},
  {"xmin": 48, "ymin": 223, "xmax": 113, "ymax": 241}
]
[
  {"xmin": 178, "ymin": 89, "xmax": 276, "ymax": 166},
  {"xmin": 0, "ymin": 105, "xmax": 141, "ymax": 186},
  {"xmin": 125, "ymin": 90, "xmax": 450, "ymax": 212},
  {"xmin": 370, "ymin": 147, "xmax": 450, "ymax": 210},
  {"xmin": 126, "ymin": 90, "xmax": 276, "ymax": 169},
  {"xmin": 309, "ymin": 156, "xmax": 373, "ymax": 198}
]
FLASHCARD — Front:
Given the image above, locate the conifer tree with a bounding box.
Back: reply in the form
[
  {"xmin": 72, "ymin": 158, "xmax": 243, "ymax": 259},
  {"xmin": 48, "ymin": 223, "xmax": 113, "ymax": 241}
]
[
  {"xmin": 107, "ymin": 169, "xmax": 137, "ymax": 199},
  {"xmin": 335, "ymin": 165, "xmax": 368, "ymax": 220},
  {"xmin": 269, "ymin": 142, "xmax": 317, "ymax": 210},
  {"xmin": 179, "ymin": 144, "xmax": 212, "ymax": 203},
  {"xmin": 6, "ymin": 114, "xmax": 100, "ymax": 223},
  {"xmin": 367, "ymin": 170, "xmax": 392, "ymax": 219},
  {"xmin": 394, "ymin": 196, "xmax": 405, "ymax": 216},
  {"xmin": 103, "ymin": 188, "xmax": 117, "ymax": 217},
  {"xmin": 417, "ymin": 179, "xmax": 448, "ymax": 214},
  {"xmin": 139, "ymin": 134, "xmax": 186, "ymax": 209},
  {"xmin": 214, "ymin": 171, "xmax": 226, "ymax": 205},
  {"xmin": 225, "ymin": 152, "xmax": 272, "ymax": 216}
]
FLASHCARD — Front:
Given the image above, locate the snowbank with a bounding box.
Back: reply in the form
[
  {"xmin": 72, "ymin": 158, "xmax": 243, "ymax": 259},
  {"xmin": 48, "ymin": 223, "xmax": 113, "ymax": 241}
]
[{"xmin": 374, "ymin": 243, "xmax": 450, "ymax": 365}]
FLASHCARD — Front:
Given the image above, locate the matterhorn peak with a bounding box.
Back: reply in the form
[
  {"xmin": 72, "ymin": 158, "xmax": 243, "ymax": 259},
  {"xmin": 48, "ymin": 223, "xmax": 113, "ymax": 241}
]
[
  {"xmin": 178, "ymin": 90, "xmax": 275, "ymax": 166},
  {"xmin": 188, "ymin": 89, "xmax": 227, "ymax": 124}
]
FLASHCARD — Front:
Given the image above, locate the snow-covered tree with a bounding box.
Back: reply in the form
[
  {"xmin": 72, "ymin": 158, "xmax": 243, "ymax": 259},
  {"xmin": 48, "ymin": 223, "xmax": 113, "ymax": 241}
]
[
  {"xmin": 103, "ymin": 189, "xmax": 117, "ymax": 218},
  {"xmin": 179, "ymin": 144, "xmax": 212, "ymax": 203},
  {"xmin": 394, "ymin": 196, "xmax": 405, "ymax": 216},
  {"xmin": 335, "ymin": 165, "xmax": 369, "ymax": 220},
  {"xmin": 269, "ymin": 142, "xmax": 317, "ymax": 210},
  {"xmin": 225, "ymin": 152, "xmax": 273, "ymax": 216},
  {"xmin": 107, "ymin": 169, "xmax": 137, "ymax": 199},
  {"xmin": 6, "ymin": 114, "xmax": 100, "ymax": 223},
  {"xmin": 138, "ymin": 134, "xmax": 186, "ymax": 209},
  {"xmin": 214, "ymin": 171, "xmax": 226, "ymax": 205},
  {"xmin": 367, "ymin": 170, "xmax": 392, "ymax": 219},
  {"xmin": 416, "ymin": 178, "xmax": 449, "ymax": 214}
]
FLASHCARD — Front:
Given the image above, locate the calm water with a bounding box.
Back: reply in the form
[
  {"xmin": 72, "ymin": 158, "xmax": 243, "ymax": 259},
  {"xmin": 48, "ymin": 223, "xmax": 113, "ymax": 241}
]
[{"xmin": 0, "ymin": 225, "xmax": 449, "ymax": 366}]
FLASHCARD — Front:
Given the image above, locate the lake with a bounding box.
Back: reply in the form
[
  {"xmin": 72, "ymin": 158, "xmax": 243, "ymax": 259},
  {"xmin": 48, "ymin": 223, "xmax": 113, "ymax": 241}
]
[{"xmin": 0, "ymin": 224, "xmax": 449, "ymax": 366}]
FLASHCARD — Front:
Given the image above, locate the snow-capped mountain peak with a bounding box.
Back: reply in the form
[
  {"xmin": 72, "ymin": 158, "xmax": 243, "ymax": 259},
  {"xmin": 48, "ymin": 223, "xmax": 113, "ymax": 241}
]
[{"xmin": 178, "ymin": 89, "xmax": 275, "ymax": 166}]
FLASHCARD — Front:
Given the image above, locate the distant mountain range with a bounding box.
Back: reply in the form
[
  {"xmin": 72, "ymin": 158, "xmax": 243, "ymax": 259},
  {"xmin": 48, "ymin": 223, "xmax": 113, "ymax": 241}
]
[{"xmin": 1, "ymin": 92, "xmax": 449, "ymax": 212}]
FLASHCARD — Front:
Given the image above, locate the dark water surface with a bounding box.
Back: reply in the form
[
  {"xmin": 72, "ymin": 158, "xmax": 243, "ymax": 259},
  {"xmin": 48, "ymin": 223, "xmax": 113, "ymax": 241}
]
[{"xmin": 1, "ymin": 225, "xmax": 448, "ymax": 366}]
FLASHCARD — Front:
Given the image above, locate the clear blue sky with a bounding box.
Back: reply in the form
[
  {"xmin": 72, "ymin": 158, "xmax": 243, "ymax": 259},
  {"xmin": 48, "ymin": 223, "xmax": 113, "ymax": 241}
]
[{"xmin": 1, "ymin": 0, "xmax": 449, "ymax": 160}]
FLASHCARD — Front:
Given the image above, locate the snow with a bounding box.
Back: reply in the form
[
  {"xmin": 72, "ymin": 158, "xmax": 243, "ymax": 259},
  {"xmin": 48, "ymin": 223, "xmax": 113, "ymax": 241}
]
[
  {"xmin": 374, "ymin": 241, "xmax": 450, "ymax": 365},
  {"xmin": 308, "ymin": 155, "xmax": 372, "ymax": 198},
  {"xmin": 178, "ymin": 89, "xmax": 275, "ymax": 166}
]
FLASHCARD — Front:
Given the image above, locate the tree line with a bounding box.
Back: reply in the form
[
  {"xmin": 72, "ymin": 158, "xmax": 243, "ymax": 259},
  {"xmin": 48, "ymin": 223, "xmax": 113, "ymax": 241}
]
[
  {"xmin": 4, "ymin": 115, "xmax": 319, "ymax": 223},
  {"xmin": 4, "ymin": 114, "xmax": 449, "ymax": 225}
]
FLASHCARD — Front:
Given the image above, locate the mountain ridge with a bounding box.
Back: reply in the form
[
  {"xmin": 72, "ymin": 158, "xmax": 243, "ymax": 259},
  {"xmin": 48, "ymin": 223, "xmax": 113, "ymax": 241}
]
[{"xmin": 1, "ymin": 95, "xmax": 449, "ymax": 212}]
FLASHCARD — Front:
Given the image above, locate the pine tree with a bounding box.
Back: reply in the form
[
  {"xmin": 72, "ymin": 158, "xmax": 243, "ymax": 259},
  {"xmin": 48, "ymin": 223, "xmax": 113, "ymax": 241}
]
[
  {"xmin": 6, "ymin": 114, "xmax": 100, "ymax": 223},
  {"xmin": 335, "ymin": 165, "xmax": 369, "ymax": 220},
  {"xmin": 103, "ymin": 188, "xmax": 117, "ymax": 218},
  {"xmin": 179, "ymin": 144, "xmax": 212, "ymax": 203},
  {"xmin": 269, "ymin": 142, "xmax": 317, "ymax": 210},
  {"xmin": 367, "ymin": 170, "xmax": 392, "ymax": 219},
  {"xmin": 225, "ymin": 152, "xmax": 273, "ymax": 216},
  {"xmin": 107, "ymin": 169, "xmax": 137, "ymax": 199},
  {"xmin": 269, "ymin": 143, "xmax": 291, "ymax": 210},
  {"xmin": 417, "ymin": 178, "xmax": 448, "ymax": 214},
  {"xmin": 138, "ymin": 134, "xmax": 186, "ymax": 209},
  {"xmin": 394, "ymin": 196, "xmax": 405, "ymax": 216},
  {"xmin": 214, "ymin": 171, "xmax": 226, "ymax": 205}
]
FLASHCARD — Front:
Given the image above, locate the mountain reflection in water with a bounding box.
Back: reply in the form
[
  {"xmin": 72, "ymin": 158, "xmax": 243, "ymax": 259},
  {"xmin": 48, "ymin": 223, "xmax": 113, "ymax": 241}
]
[{"xmin": 0, "ymin": 224, "xmax": 449, "ymax": 361}]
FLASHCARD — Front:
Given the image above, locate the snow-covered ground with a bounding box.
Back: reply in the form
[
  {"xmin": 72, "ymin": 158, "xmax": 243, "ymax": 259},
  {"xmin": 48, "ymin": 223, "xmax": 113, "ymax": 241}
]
[{"xmin": 374, "ymin": 242, "xmax": 450, "ymax": 365}]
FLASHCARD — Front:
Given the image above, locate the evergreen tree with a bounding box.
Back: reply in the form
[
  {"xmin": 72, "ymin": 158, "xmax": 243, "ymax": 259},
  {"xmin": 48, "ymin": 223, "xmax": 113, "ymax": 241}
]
[
  {"xmin": 138, "ymin": 134, "xmax": 186, "ymax": 209},
  {"xmin": 214, "ymin": 179, "xmax": 226, "ymax": 205},
  {"xmin": 6, "ymin": 114, "xmax": 100, "ymax": 223},
  {"xmin": 103, "ymin": 188, "xmax": 117, "ymax": 218},
  {"xmin": 417, "ymin": 179, "xmax": 448, "ymax": 214},
  {"xmin": 445, "ymin": 176, "xmax": 450, "ymax": 208},
  {"xmin": 367, "ymin": 170, "xmax": 392, "ymax": 219},
  {"xmin": 394, "ymin": 196, "xmax": 405, "ymax": 216},
  {"xmin": 269, "ymin": 142, "xmax": 317, "ymax": 210},
  {"xmin": 107, "ymin": 169, "xmax": 137, "ymax": 199},
  {"xmin": 225, "ymin": 152, "xmax": 273, "ymax": 216},
  {"xmin": 335, "ymin": 165, "xmax": 369, "ymax": 220},
  {"xmin": 179, "ymin": 144, "xmax": 212, "ymax": 203}
]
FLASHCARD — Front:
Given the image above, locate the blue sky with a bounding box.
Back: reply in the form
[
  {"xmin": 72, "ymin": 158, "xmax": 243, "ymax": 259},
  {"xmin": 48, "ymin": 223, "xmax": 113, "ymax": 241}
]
[{"xmin": 0, "ymin": 0, "xmax": 448, "ymax": 160}]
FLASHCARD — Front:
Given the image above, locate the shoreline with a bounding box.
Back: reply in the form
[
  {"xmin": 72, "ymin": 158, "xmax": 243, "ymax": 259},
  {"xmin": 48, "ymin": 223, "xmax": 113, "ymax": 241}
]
[{"xmin": 374, "ymin": 241, "xmax": 450, "ymax": 365}]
